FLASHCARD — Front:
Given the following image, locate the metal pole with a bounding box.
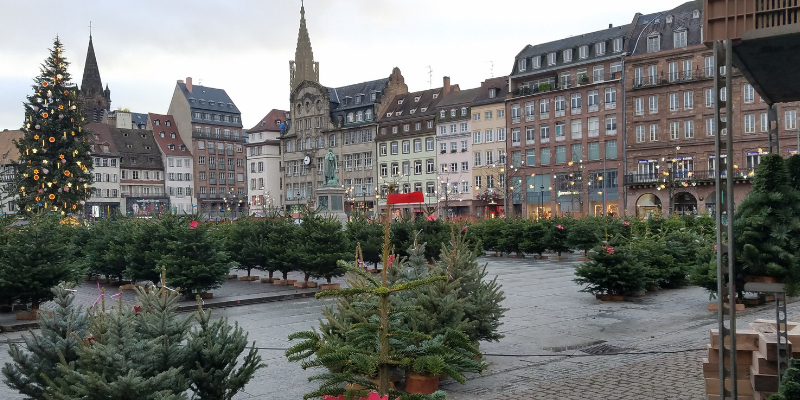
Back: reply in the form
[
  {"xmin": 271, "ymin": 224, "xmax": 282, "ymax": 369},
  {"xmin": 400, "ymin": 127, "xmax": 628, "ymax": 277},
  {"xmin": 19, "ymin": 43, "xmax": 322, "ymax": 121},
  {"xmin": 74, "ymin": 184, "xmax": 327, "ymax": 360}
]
[
  {"xmin": 724, "ymin": 41, "xmax": 737, "ymax": 392},
  {"xmin": 602, "ymin": 156, "xmax": 607, "ymax": 217}
]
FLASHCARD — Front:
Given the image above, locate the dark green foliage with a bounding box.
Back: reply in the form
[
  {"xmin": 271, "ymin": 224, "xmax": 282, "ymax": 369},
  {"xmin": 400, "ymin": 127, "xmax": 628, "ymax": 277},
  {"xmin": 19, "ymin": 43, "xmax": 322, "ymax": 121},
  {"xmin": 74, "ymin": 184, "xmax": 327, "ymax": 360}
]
[
  {"xmin": 215, "ymin": 218, "xmax": 262, "ymax": 277},
  {"xmin": 520, "ymin": 219, "xmax": 548, "ymax": 256},
  {"xmin": 162, "ymin": 216, "xmax": 234, "ymax": 295},
  {"xmin": 301, "ymin": 213, "xmax": 350, "ymax": 283},
  {"xmin": 15, "ymin": 38, "xmax": 94, "ymax": 215},
  {"xmin": 497, "ymin": 219, "xmax": 525, "ymax": 255},
  {"xmin": 82, "ymin": 217, "xmax": 132, "ymax": 281},
  {"xmin": 733, "ymin": 154, "xmax": 800, "ymax": 295},
  {"xmin": 390, "ymin": 218, "xmax": 449, "ymax": 260},
  {"xmin": 574, "ymin": 244, "xmax": 648, "ymax": 296},
  {"xmin": 787, "ymin": 154, "xmax": 800, "ymax": 192},
  {"xmin": 471, "ymin": 218, "xmax": 503, "ymax": 255},
  {"xmin": 0, "ymin": 215, "xmax": 79, "ymax": 308},
  {"xmin": 345, "ymin": 215, "xmax": 383, "ymax": 268},
  {"xmin": 546, "ymin": 217, "xmax": 571, "ymax": 256},
  {"xmin": 633, "ymin": 237, "xmax": 682, "ymax": 289},
  {"xmin": 567, "ymin": 217, "xmax": 602, "ymax": 256},
  {"xmin": 184, "ymin": 306, "xmax": 266, "ymax": 400},
  {"xmin": 268, "ymin": 216, "xmax": 301, "ymax": 280},
  {"xmin": 769, "ymin": 358, "xmax": 800, "ymax": 400},
  {"xmin": 3, "ymin": 285, "xmax": 88, "ymax": 400}
]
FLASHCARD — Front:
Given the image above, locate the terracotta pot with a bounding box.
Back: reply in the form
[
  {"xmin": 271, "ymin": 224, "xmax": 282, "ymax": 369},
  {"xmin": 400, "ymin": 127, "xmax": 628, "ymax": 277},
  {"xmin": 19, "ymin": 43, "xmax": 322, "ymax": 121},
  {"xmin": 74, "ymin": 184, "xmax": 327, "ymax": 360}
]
[
  {"xmin": 320, "ymin": 283, "xmax": 341, "ymax": 290},
  {"xmin": 16, "ymin": 309, "xmax": 38, "ymax": 320},
  {"xmin": 260, "ymin": 277, "xmax": 274, "ymax": 283},
  {"xmin": 306, "ymin": 281, "xmax": 317, "ymax": 288},
  {"xmin": 119, "ymin": 284, "xmax": 136, "ymax": 290},
  {"xmin": 285, "ymin": 279, "xmax": 297, "ymax": 284},
  {"xmin": 199, "ymin": 292, "xmax": 213, "ymax": 299},
  {"xmin": 405, "ymin": 372, "xmax": 439, "ymax": 395},
  {"xmin": 273, "ymin": 280, "xmax": 287, "ymax": 285},
  {"xmin": 534, "ymin": 255, "xmax": 548, "ymax": 259},
  {"xmin": 294, "ymin": 281, "xmax": 308, "ymax": 288},
  {"xmin": 595, "ymin": 293, "xmax": 625, "ymax": 301}
]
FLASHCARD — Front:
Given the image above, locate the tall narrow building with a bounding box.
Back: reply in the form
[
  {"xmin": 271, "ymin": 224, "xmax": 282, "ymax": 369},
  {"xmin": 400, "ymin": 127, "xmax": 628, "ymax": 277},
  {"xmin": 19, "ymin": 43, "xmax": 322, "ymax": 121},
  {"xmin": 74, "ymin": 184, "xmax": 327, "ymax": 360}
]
[
  {"xmin": 289, "ymin": 2, "xmax": 319, "ymax": 92},
  {"xmin": 79, "ymin": 34, "xmax": 111, "ymax": 123}
]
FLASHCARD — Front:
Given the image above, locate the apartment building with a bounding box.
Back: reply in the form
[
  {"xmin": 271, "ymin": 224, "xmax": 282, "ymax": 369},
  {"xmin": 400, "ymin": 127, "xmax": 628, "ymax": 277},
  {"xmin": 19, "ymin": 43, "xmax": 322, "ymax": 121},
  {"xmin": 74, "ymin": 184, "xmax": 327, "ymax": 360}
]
[
  {"xmin": 148, "ymin": 113, "xmax": 194, "ymax": 215},
  {"xmin": 507, "ymin": 23, "xmax": 633, "ymax": 217},
  {"xmin": 623, "ymin": 1, "xmax": 800, "ymax": 218},
  {"xmin": 108, "ymin": 127, "xmax": 167, "ymax": 216},
  {"xmin": 85, "ymin": 123, "xmax": 122, "ymax": 217},
  {"xmin": 375, "ymin": 79, "xmax": 452, "ymax": 216},
  {"xmin": 434, "ymin": 87, "xmax": 480, "ymax": 218},
  {"xmin": 247, "ymin": 109, "xmax": 286, "ymax": 215},
  {"xmin": 167, "ymin": 77, "xmax": 246, "ymax": 217},
  {"xmin": 470, "ymin": 77, "xmax": 509, "ymax": 218},
  {"xmin": 0, "ymin": 130, "xmax": 23, "ymax": 215}
]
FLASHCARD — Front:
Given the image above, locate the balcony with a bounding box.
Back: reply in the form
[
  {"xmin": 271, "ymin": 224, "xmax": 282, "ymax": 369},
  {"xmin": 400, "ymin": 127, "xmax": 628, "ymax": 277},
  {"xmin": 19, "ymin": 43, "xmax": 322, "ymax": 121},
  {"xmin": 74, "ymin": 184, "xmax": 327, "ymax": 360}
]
[
  {"xmin": 588, "ymin": 104, "xmax": 599, "ymax": 112},
  {"xmin": 570, "ymin": 107, "xmax": 582, "ymax": 115},
  {"xmin": 631, "ymin": 69, "xmax": 710, "ymax": 89},
  {"xmin": 623, "ymin": 169, "xmax": 755, "ymax": 186},
  {"xmin": 604, "ymin": 102, "xmax": 617, "ymax": 110},
  {"xmin": 191, "ymin": 132, "xmax": 246, "ymax": 142},
  {"xmin": 555, "ymin": 110, "xmax": 565, "ymax": 117},
  {"xmin": 588, "ymin": 129, "xmax": 600, "ymax": 137},
  {"xmin": 208, "ymin": 148, "xmax": 216, "ymax": 154},
  {"xmin": 511, "ymin": 72, "xmax": 623, "ymax": 99},
  {"xmin": 511, "ymin": 117, "xmax": 521, "ymax": 124},
  {"xmin": 525, "ymin": 115, "xmax": 535, "ymax": 122}
]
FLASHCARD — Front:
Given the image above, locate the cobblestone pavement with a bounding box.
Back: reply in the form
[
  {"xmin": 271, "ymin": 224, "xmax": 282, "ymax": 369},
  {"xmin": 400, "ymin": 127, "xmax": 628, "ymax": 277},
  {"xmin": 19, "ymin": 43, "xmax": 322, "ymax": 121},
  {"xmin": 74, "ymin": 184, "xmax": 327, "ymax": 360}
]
[{"xmin": 0, "ymin": 255, "xmax": 793, "ymax": 399}]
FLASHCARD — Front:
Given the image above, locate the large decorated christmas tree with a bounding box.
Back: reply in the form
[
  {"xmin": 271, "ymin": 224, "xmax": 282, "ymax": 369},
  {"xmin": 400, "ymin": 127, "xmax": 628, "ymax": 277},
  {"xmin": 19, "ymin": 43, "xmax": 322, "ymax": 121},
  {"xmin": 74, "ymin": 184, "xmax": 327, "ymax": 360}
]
[{"xmin": 14, "ymin": 38, "xmax": 93, "ymax": 215}]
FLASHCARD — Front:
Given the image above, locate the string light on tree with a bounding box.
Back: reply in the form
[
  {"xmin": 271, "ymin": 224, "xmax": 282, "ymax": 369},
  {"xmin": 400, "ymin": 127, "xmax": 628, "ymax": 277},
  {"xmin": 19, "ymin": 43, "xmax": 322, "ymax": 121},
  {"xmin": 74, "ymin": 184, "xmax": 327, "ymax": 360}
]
[{"xmin": 13, "ymin": 38, "xmax": 93, "ymax": 215}]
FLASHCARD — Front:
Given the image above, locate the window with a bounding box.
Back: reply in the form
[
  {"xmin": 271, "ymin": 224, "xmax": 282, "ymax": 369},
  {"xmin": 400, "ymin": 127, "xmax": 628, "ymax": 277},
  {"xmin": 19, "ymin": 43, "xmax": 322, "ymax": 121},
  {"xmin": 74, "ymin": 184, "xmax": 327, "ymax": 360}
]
[
  {"xmin": 588, "ymin": 117, "xmax": 600, "ymax": 137},
  {"xmin": 649, "ymin": 124, "xmax": 659, "ymax": 141},
  {"xmin": 473, "ymin": 131, "xmax": 483, "ymax": 144},
  {"xmin": 498, "ymin": 128, "xmax": 506, "ymax": 141},
  {"xmin": 391, "ymin": 142, "xmax": 398, "ymax": 154},
  {"xmin": 685, "ymin": 120, "xmax": 695, "ymax": 138},
  {"xmin": 647, "ymin": 34, "xmax": 660, "ymax": 52},
  {"xmin": 449, "ymin": 162, "xmax": 458, "ymax": 173},
  {"xmin": 555, "ymin": 96, "xmax": 565, "ymax": 113},
  {"xmin": 547, "ymin": 52, "xmax": 556, "ymax": 65},
  {"xmin": 588, "ymin": 142, "xmax": 600, "ymax": 160},
  {"xmin": 579, "ymin": 45, "xmax": 588, "ymax": 59},
  {"xmin": 570, "ymin": 119, "xmax": 582, "ymax": 139},
  {"xmin": 473, "ymin": 113, "xmax": 480, "ymax": 121},
  {"xmin": 461, "ymin": 161, "xmax": 469, "ymax": 172},
  {"xmin": 525, "ymin": 126, "xmax": 535, "ymax": 144},
  {"xmin": 648, "ymin": 95, "xmax": 658, "ymax": 114},
  {"xmin": 613, "ymin": 38, "xmax": 623, "ymax": 53},
  {"xmin": 460, "ymin": 123, "xmax": 468, "ymax": 132},
  {"xmin": 380, "ymin": 164, "xmax": 388, "ymax": 177},
  {"xmin": 555, "ymin": 122, "xmax": 565, "ymax": 140},
  {"xmin": 634, "ymin": 67, "xmax": 643, "ymax": 86},
  {"xmin": 668, "ymin": 62, "xmax": 678, "ymax": 82},
  {"xmin": 379, "ymin": 143, "xmax": 387, "ymax": 156},
  {"xmin": 511, "ymin": 128, "xmax": 521, "ymax": 145},
  {"xmin": 706, "ymin": 118, "xmax": 716, "ymax": 136},
  {"xmin": 648, "ymin": 65, "xmax": 657, "ymax": 84},
  {"xmin": 721, "ymin": 87, "xmax": 727, "ymax": 101},
  {"xmin": 570, "ymin": 93, "xmax": 582, "ymax": 110},
  {"xmin": 670, "ymin": 121, "xmax": 680, "ymax": 140},
  {"xmin": 450, "ymin": 124, "xmax": 457, "ymax": 133},
  {"xmin": 450, "ymin": 142, "xmax": 458, "ymax": 152},
  {"xmin": 511, "ymin": 104, "xmax": 521, "ymax": 120},
  {"xmin": 705, "ymin": 88, "xmax": 714, "ymax": 107},
  {"xmin": 571, "ymin": 144, "xmax": 582, "ymax": 162},
  {"xmin": 606, "ymin": 140, "xmax": 618, "ymax": 159},
  {"xmin": 682, "ymin": 59, "xmax": 693, "ymax": 79},
  {"xmin": 669, "ymin": 93, "xmax": 679, "ymax": 111},
  {"xmin": 474, "ymin": 152, "xmax": 483, "ymax": 167},
  {"xmin": 532, "ymin": 56, "xmax": 541, "ymax": 69},
  {"xmin": 595, "ymin": 41, "xmax": 606, "ymax": 55},
  {"xmin": 402, "ymin": 140, "xmax": 410, "ymax": 153},
  {"xmin": 636, "ymin": 125, "xmax": 645, "ymax": 142},
  {"xmin": 498, "ymin": 109, "xmax": 505, "ymax": 118},
  {"xmin": 440, "ymin": 143, "xmax": 447, "ymax": 153},
  {"xmin": 761, "ymin": 113, "xmax": 769, "ymax": 132},
  {"xmin": 540, "ymin": 147, "xmax": 551, "ymax": 165},
  {"xmin": 518, "ymin": 58, "xmax": 527, "ymax": 72},
  {"xmin": 540, "ymin": 124, "xmax": 550, "ymax": 141},
  {"xmin": 588, "ymin": 90, "xmax": 599, "ymax": 108},
  {"xmin": 744, "ymin": 84, "xmax": 755, "ymax": 103},
  {"xmin": 198, "ymin": 156, "xmax": 205, "ymax": 165},
  {"xmin": 555, "ymin": 146, "xmax": 566, "ymax": 164},
  {"xmin": 786, "ymin": 110, "xmax": 797, "ymax": 130},
  {"xmin": 563, "ymin": 49, "xmax": 572, "ymax": 62},
  {"xmin": 426, "ymin": 159, "xmax": 435, "ymax": 173},
  {"xmin": 450, "ymin": 109, "xmax": 456, "ymax": 118},
  {"xmin": 413, "ymin": 139, "xmax": 422, "ymax": 152},
  {"xmin": 426, "ymin": 138, "xmax": 434, "ymax": 151},
  {"xmin": 635, "ymin": 98, "xmax": 644, "ymax": 115},
  {"xmin": 674, "ymin": 29, "xmax": 687, "ymax": 48},
  {"xmin": 539, "ymin": 99, "xmax": 550, "ymax": 117},
  {"xmin": 461, "ymin": 140, "xmax": 468, "ymax": 150},
  {"xmin": 440, "ymin": 110, "xmax": 446, "ymax": 119},
  {"xmin": 705, "ymin": 56, "xmax": 714, "ymax": 77},
  {"xmin": 414, "ymin": 160, "xmax": 422, "ymax": 175},
  {"xmin": 525, "ymin": 101, "xmax": 535, "ymax": 118},
  {"xmin": 605, "ymin": 115, "xmax": 617, "ymax": 134},
  {"xmin": 593, "ymin": 65, "xmax": 604, "ymax": 83},
  {"xmin": 485, "ymin": 111, "xmax": 492, "ymax": 119},
  {"xmin": 744, "ymin": 114, "xmax": 755, "ymax": 133},
  {"xmin": 604, "ymin": 88, "xmax": 616, "ymax": 105},
  {"xmin": 392, "ymin": 163, "xmax": 400, "ymax": 175},
  {"xmin": 427, "ymin": 120, "xmax": 433, "ymax": 129}
]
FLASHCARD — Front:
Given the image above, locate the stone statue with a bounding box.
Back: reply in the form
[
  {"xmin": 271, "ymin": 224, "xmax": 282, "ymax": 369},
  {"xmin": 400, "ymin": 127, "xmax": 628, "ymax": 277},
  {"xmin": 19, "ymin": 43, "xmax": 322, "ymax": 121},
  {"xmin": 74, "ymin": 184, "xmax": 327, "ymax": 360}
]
[{"xmin": 323, "ymin": 148, "xmax": 338, "ymax": 185}]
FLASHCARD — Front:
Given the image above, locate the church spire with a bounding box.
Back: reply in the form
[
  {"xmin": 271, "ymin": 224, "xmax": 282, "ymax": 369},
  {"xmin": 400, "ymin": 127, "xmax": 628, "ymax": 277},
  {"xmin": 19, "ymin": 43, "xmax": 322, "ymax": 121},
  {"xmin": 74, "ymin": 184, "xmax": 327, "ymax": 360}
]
[
  {"xmin": 81, "ymin": 34, "xmax": 103, "ymax": 98},
  {"xmin": 290, "ymin": 1, "xmax": 319, "ymax": 91}
]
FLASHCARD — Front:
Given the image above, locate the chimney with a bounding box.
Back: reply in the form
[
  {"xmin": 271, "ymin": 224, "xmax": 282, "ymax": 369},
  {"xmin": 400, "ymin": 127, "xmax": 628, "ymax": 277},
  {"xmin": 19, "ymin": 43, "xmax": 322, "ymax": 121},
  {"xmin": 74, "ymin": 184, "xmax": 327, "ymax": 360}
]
[
  {"xmin": 443, "ymin": 76, "xmax": 451, "ymax": 96},
  {"xmin": 177, "ymin": 79, "xmax": 184, "ymax": 84},
  {"xmin": 609, "ymin": 23, "xmax": 613, "ymax": 28},
  {"xmin": 186, "ymin": 77, "xmax": 193, "ymax": 93}
]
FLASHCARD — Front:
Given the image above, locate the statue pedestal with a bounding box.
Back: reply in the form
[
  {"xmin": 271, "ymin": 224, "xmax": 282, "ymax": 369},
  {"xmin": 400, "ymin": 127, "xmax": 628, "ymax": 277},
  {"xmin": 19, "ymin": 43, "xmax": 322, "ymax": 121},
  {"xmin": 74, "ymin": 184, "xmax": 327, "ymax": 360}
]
[{"xmin": 316, "ymin": 186, "xmax": 348, "ymax": 224}]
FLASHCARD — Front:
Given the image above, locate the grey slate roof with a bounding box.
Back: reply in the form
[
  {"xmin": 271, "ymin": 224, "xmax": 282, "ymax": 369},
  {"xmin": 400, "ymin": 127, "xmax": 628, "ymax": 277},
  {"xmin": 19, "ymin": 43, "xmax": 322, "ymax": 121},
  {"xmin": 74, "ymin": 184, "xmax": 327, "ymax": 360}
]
[
  {"xmin": 628, "ymin": 0, "xmax": 704, "ymax": 57},
  {"xmin": 511, "ymin": 24, "xmax": 631, "ymax": 78},
  {"xmin": 107, "ymin": 127, "xmax": 165, "ymax": 170},
  {"xmin": 436, "ymin": 87, "xmax": 481, "ymax": 108},
  {"xmin": 178, "ymin": 82, "xmax": 243, "ymax": 129},
  {"xmin": 378, "ymin": 87, "xmax": 444, "ymax": 124},
  {"xmin": 328, "ymin": 77, "xmax": 389, "ymax": 112},
  {"xmin": 471, "ymin": 76, "xmax": 509, "ymax": 107},
  {"xmin": 131, "ymin": 112, "xmax": 148, "ymax": 129}
]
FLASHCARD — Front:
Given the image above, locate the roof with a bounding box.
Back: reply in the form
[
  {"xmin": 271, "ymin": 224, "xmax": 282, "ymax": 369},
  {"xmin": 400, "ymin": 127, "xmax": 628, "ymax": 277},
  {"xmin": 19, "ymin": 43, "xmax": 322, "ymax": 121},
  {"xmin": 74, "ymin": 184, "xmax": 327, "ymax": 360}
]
[
  {"xmin": 329, "ymin": 77, "xmax": 390, "ymax": 111},
  {"xmin": 378, "ymin": 87, "xmax": 445, "ymax": 124},
  {"xmin": 131, "ymin": 112, "xmax": 148, "ymax": 128},
  {"xmin": 249, "ymin": 109, "xmax": 288, "ymax": 133},
  {"xmin": 628, "ymin": 1, "xmax": 704, "ymax": 57},
  {"xmin": 511, "ymin": 24, "xmax": 631, "ymax": 78},
  {"xmin": 85, "ymin": 123, "xmax": 120, "ymax": 157},
  {"xmin": 471, "ymin": 76, "xmax": 510, "ymax": 107},
  {"xmin": 0, "ymin": 129, "xmax": 23, "ymax": 165},
  {"xmin": 436, "ymin": 87, "xmax": 481, "ymax": 108},
  {"xmin": 147, "ymin": 113, "xmax": 190, "ymax": 157},
  {"xmin": 177, "ymin": 82, "xmax": 243, "ymax": 128},
  {"xmin": 106, "ymin": 127, "xmax": 165, "ymax": 170}
]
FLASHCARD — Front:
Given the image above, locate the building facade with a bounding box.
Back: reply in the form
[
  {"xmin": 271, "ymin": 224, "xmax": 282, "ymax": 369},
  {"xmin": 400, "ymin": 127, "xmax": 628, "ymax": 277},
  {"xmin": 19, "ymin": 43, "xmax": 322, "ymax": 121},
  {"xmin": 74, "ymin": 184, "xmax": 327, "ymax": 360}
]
[
  {"xmin": 434, "ymin": 87, "xmax": 480, "ymax": 218},
  {"xmin": 470, "ymin": 77, "xmax": 509, "ymax": 218},
  {"xmin": 375, "ymin": 79, "xmax": 452, "ymax": 216},
  {"xmin": 167, "ymin": 77, "xmax": 247, "ymax": 217},
  {"xmin": 507, "ymin": 23, "xmax": 633, "ymax": 218},
  {"xmin": 0, "ymin": 130, "xmax": 24, "ymax": 215},
  {"xmin": 148, "ymin": 114, "xmax": 194, "ymax": 215},
  {"xmin": 247, "ymin": 109, "xmax": 286, "ymax": 215},
  {"xmin": 623, "ymin": 1, "xmax": 800, "ymax": 218},
  {"xmin": 85, "ymin": 123, "xmax": 122, "ymax": 217},
  {"xmin": 78, "ymin": 35, "xmax": 111, "ymax": 123},
  {"xmin": 108, "ymin": 127, "xmax": 167, "ymax": 216}
]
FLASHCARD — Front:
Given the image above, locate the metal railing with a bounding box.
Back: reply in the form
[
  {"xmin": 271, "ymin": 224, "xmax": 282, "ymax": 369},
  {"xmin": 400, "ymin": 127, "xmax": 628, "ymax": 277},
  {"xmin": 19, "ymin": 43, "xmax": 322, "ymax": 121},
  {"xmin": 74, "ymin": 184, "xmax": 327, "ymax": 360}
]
[{"xmin": 623, "ymin": 169, "xmax": 756, "ymax": 185}]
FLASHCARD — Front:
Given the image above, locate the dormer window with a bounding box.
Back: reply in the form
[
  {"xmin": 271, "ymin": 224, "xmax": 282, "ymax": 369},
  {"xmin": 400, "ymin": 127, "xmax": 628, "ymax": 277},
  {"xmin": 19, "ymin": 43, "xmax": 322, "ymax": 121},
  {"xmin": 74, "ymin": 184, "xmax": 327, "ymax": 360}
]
[
  {"xmin": 168, "ymin": 144, "xmax": 175, "ymax": 150},
  {"xmin": 395, "ymin": 111, "xmax": 402, "ymax": 116},
  {"xmin": 450, "ymin": 109, "xmax": 456, "ymax": 117},
  {"xmin": 613, "ymin": 38, "xmax": 623, "ymax": 52},
  {"xmin": 674, "ymin": 28, "xmax": 687, "ymax": 48},
  {"xmin": 440, "ymin": 110, "xmax": 446, "ymax": 118},
  {"xmin": 460, "ymin": 107, "xmax": 467, "ymax": 116},
  {"xmin": 155, "ymin": 119, "xmax": 160, "ymax": 126},
  {"xmin": 170, "ymin": 133, "xmax": 176, "ymax": 138},
  {"xmin": 595, "ymin": 42, "xmax": 606, "ymax": 55},
  {"xmin": 647, "ymin": 34, "xmax": 661, "ymax": 52},
  {"xmin": 165, "ymin": 120, "xmax": 171, "ymax": 127},
  {"xmin": 563, "ymin": 49, "xmax": 572, "ymax": 62},
  {"xmin": 180, "ymin": 145, "xmax": 186, "ymax": 151},
  {"xmin": 414, "ymin": 96, "xmax": 421, "ymax": 102},
  {"xmin": 547, "ymin": 52, "xmax": 556, "ymax": 66},
  {"xmin": 433, "ymin": 93, "xmax": 438, "ymax": 99},
  {"xmin": 518, "ymin": 58, "xmax": 527, "ymax": 72},
  {"xmin": 209, "ymin": 101, "xmax": 215, "ymax": 105},
  {"xmin": 579, "ymin": 45, "xmax": 588, "ymax": 59},
  {"xmin": 489, "ymin": 88, "xmax": 497, "ymax": 98},
  {"xmin": 159, "ymin": 131, "xmax": 165, "ymax": 138},
  {"xmin": 398, "ymin": 99, "xmax": 404, "ymax": 105},
  {"xmin": 371, "ymin": 92, "xmax": 377, "ymax": 101},
  {"xmin": 532, "ymin": 56, "xmax": 541, "ymax": 69},
  {"xmin": 93, "ymin": 134, "xmax": 100, "ymax": 140},
  {"xmin": 410, "ymin": 109, "xmax": 416, "ymax": 114},
  {"xmin": 387, "ymin": 112, "xmax": 392, "ymax": 117},
  {"xmin": 421, "ymin": 107, "xmax": 427, "ymax": 112},
  {"xmin": 355, "ymin": 95, "xmax": 362, "ymax": 104},
  {"xmin": 693, "ymin": 9, "xmax": 700, "ymax": 19},
  {"xmin": 666, "ymin": 14, "xmax": 673, "ymax": 24}
]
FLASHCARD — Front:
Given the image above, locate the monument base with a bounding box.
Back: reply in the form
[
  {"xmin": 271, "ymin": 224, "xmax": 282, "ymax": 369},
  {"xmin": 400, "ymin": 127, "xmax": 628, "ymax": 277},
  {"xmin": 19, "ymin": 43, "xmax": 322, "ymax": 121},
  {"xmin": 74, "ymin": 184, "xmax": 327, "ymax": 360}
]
[{"xmin": 316, "ymin": 186, "xmax": 348, "ymax": 224}]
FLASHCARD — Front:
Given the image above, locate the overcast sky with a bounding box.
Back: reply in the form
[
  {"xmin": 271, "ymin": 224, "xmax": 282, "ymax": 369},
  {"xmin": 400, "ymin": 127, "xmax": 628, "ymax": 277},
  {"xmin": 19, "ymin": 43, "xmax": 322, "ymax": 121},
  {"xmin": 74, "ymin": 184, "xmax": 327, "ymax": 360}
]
[{"xmin": 0, "ymin": 0, "xmax": 690, "ymax": 131}]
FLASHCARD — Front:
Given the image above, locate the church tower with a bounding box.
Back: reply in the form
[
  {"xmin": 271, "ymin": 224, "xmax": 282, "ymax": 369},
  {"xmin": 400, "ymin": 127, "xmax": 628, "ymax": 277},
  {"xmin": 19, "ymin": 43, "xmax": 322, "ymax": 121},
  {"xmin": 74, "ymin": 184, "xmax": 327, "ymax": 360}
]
[
  {"xmin": 289, "ymin": 1, "xmax": 319, "ymax": 91},
  {"xmin": 79, "ymin": 34, "xmax": 111, "ymax": 122}
]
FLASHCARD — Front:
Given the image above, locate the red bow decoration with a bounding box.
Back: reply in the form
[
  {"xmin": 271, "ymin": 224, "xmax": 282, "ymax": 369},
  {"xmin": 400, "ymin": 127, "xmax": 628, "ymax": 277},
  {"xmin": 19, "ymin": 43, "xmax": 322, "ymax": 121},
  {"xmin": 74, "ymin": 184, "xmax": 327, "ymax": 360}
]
[{"xmin": 190, "ymin": 221, "xmax": 198, "ymax": 229}]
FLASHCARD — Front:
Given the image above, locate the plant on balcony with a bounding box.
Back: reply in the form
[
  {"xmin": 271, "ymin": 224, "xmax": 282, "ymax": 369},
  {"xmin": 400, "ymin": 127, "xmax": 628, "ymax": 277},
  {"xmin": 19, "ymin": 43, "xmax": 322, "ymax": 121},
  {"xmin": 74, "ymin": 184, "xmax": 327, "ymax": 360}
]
[
  {"xmin": 450, "ymin": 149, "xmax": 457, "ymax": 153},
  {"xmin": 579, "ymin": 74, "xmax": 589, "ymax": 84},
  {"xmin": 440, "ymin": 150, "xmax": 446, "ymax": 154},
  {"xmin": 475, "ymin": 189, "xmax": 500, "ymax": 203},
  {"xmin": 734, "ymin": 153, "xmax": 800, "ymax": 295},
  {"xmin": 461, "ymin": 148, "xmax": 467, "ymax": 152},
  {"xmin": 538, "ymin": 82, "xmax": 552, "ymax": 92}
]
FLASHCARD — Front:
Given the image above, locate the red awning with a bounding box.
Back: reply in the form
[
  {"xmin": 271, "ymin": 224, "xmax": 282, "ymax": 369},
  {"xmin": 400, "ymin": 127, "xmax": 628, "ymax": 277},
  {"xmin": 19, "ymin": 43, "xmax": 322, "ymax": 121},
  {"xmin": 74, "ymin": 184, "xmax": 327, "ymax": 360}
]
[{"xmin": 387, "ymin": 191, "xmax": 424, "ymax": 205}]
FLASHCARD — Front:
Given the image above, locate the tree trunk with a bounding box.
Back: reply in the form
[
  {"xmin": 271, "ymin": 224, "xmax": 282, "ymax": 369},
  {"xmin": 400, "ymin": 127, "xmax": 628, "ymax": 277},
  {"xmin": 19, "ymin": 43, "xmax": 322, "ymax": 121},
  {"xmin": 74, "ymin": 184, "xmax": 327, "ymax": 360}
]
[
  {"xmin": 268, "ymin": 270, "xmax": 274, "ymax": 279},
  {"xmin": 378, "ymin": 293, "xmax": 390, "ymax": 395},
  {"xmin": 282, "ymin": 271, "xmax": 288, "ymax": 280},
  {"xmin": 247, "ymin": 268, "xmax": 251, "ymax": 277},
  {"xmin": 304, "ymin": 272, "xmax": 309, "ymax": 282},
  {"xmin": 327, "ymin": 276, "xmax": 332, "ymax": 284}
]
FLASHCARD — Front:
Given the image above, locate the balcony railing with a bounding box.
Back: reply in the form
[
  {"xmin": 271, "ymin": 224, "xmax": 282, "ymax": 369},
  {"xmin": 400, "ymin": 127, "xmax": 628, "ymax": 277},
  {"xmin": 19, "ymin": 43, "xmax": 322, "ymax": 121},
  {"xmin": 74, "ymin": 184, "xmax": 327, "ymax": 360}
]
[
  {"xmin": 511, "ymin": 72, "xmax": 622, "ymax": 98},
  {"xmin": 623, "ymin": 169, "xmax": 755, "ymax": 185},
  {"xmin": 632, "ymin": 68, "xmax": 713, "ymax": 89}
]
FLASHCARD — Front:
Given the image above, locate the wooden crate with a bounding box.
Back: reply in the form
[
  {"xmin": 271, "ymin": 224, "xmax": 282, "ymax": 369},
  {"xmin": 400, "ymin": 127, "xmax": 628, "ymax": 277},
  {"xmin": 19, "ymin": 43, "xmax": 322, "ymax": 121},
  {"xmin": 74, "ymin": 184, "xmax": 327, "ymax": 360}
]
[
  {"xmin": 705, "ymin": 377, "xmax": 754, "ymax": 395},
  {"xmin": 711, "ymin": 329, "xmax": 760, "ymax": 351}
]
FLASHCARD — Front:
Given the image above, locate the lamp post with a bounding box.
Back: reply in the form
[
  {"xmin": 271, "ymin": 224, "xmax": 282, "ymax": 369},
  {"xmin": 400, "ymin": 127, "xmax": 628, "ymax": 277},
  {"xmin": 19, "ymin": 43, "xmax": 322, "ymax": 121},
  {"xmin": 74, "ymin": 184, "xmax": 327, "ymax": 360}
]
[{"xmin": 667, "ymin": 145, "xmax": 680, "ymax": 216}]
